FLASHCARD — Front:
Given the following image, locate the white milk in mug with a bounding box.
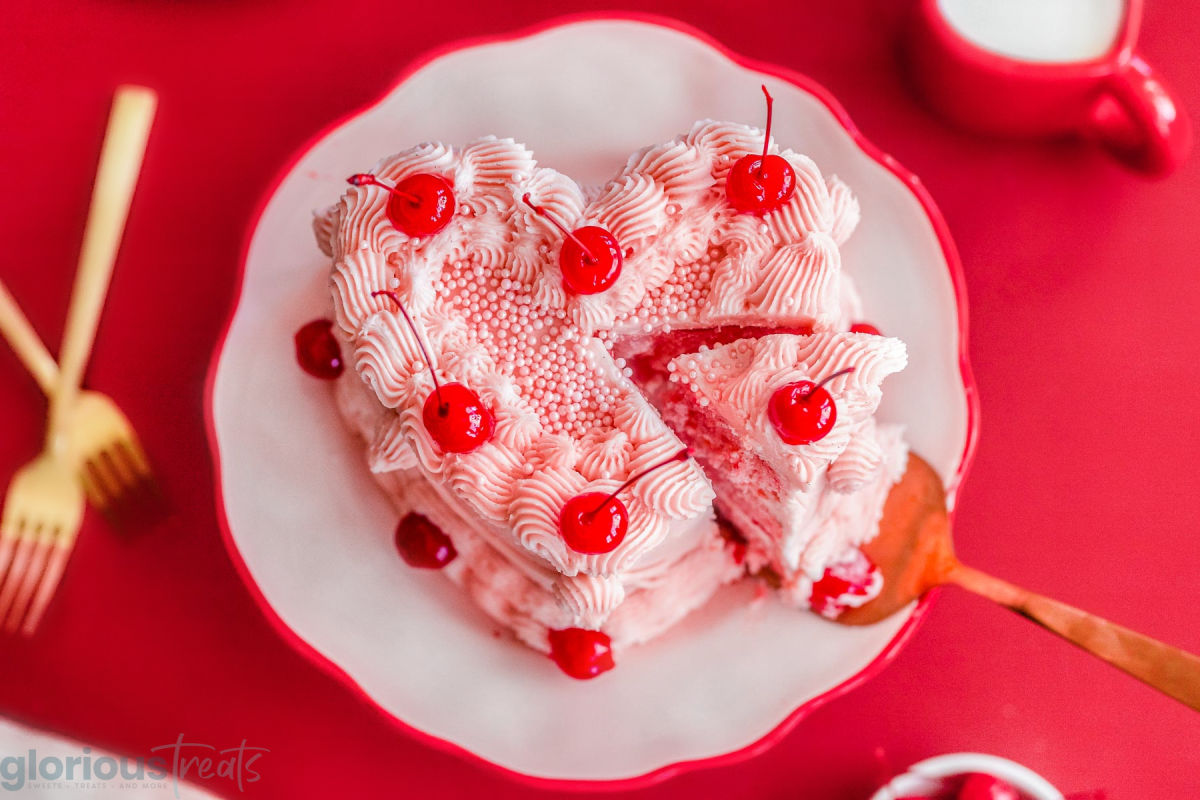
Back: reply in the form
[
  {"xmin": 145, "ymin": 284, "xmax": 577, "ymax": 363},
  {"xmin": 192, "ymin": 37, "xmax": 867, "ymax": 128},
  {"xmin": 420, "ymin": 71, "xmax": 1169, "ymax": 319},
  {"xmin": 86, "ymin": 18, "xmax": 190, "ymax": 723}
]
[{"xmin": 937, "ymin": 0, "xmax": 1126, "ymax": 63}]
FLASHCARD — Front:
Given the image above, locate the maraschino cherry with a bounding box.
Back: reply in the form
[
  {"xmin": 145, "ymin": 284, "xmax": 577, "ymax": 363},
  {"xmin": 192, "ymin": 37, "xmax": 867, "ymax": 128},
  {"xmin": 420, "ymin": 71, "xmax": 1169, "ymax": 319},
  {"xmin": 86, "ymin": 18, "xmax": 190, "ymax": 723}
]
[
  {"xmin": 558, "ymin": 449, "xmax": 690, "ymax": 554},
  {"xmin": 809, "ymin": 555, "xmax": 877, "ymax": 618},
  {"xmin": 768, "ymin": 367, "xmax": 855, "ymax": 445},
  {"xmin": 348, "ymin": 172, "xmax": 455, "ymax": 237},
  {"xmin": 957, "ymin": 773, "xmax": 1021, "ymax": 800},
  {"xmin": 547, "ymin": 627, "xmax": 615, "ymax": 679},
  {"xmin": 371, "ymin": 290, "xmax": 494, "ymax": 454},
  {"xmin": 395, "ymin": 512, "xmax": 457, "ymax": 569},
  {"xmin": 294, "ymin": 319, "xmax": 344, "ymax": 379},
  {"xmin": 850, "ymin": 322, "xmax": 882, "ymax": 336},
  {"xmin": 521, "ymin": 193, "xmax": 622, "ymax": 295},
  {"xmin": 725, "ymin": 85, "xmax": 797, "ymax": 214},
  {"xmin": 885, "ymin": 772, "xmax": 1022, "ymax": 800}
]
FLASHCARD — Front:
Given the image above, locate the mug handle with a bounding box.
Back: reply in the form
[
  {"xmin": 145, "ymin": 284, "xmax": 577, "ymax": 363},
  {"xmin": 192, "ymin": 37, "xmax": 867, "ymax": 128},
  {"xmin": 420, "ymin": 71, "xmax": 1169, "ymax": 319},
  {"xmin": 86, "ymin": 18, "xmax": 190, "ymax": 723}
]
[{"xmin": 1087, "ymin": 55, "xmax": 1192, "ymax": 176}]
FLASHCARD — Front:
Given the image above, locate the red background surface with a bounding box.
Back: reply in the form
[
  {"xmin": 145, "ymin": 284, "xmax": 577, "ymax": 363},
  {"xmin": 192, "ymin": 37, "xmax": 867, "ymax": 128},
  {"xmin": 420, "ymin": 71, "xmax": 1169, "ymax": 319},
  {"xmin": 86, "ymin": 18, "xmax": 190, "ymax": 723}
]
[{"xmin": 1, "ymin": 1, "xmax": 1198, "ymax": 797}]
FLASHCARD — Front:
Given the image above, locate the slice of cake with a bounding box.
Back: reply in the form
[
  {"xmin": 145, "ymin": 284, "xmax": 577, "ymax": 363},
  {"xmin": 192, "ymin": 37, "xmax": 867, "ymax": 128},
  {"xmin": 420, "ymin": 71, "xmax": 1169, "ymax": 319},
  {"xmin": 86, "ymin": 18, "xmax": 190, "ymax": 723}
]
[
  {"xmin": 311, "ymin": 111, "xmax": 908, "ymax": 678},
  {"xmin": 661, "ymin": 332, "xmax": 907, "ymax": 610}
]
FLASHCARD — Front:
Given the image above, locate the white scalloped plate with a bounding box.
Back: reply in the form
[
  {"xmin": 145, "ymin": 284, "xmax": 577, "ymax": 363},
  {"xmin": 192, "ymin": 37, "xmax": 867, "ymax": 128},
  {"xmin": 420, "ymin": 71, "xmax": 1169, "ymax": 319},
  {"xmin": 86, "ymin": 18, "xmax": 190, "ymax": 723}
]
[{"xmin": 207, "ymin": 15, "xmax": 976, "ymax": 787}]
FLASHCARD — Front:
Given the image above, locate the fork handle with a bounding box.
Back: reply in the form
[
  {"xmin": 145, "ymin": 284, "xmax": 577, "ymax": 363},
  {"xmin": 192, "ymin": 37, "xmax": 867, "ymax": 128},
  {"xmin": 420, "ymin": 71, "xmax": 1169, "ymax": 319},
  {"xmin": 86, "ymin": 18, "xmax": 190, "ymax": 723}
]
[
  {"xmin": 0, "ymin": 279, "xmax": 58, "ymax": 394},
  {"xmin": 49, "ymin": 86, "xmax": 156, "ymax": 443},
  {"xmin": 949, "ymin": 562, "xmax": 1200, "ymax": 712}
]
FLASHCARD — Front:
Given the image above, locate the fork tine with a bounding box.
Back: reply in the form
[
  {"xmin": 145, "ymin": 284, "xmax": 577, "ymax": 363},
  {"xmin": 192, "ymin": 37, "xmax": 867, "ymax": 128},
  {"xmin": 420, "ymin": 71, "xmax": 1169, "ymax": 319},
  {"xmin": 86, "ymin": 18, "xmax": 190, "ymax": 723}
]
[
  {"xmin": 0, "ymin": 532, "xmax": 37, "ymax": 623},
  {"xmin": 114, "ymin": 439, "xmax": 161, "ymax": 506},
  {"xmin": 0, "ymin": 530, "xmax": 19, "ymax": 584},
  {"xmin": 4, "ymin": 536, "xmax": 51, "ymax": 633},
  {"xmin": 85, "ymin": 441, "xmax": 159, "ymax": 520},
  {"xmin": 0, "ymin": 504, "xmax": 16, "ymax": 540},
  {"xmin": 119, "ymin": 436, "xmax": 153, "ymax": 480},
  {"xmin": 85, "ymin": 457, "xmax": 122, "ymax": 509},
  {"xmin": 21, "ymin": 543, "xmax": 70, "ymax": 635},
  {"xmin": 104, "ymin": 444, "xmax": 141, "ymax": 495},
  {"xmin": 86, "ymin": 456, "xmax": 131, "ymax": 520},
  {"xmin": 81, "ymin": 468, "xmax": 110, "ymax": 509},
  {"xmin": 90, "ymin": 451, "xmax": 126, "ymax": 506}
]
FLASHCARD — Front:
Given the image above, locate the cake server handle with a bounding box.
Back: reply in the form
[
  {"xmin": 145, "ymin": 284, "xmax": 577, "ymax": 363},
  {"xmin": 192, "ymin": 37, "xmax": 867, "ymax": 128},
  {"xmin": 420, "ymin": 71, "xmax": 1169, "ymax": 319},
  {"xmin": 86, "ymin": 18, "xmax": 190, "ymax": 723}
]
[{"xmin": 948, "ymin": 562, "xmax": 1200, "ymax": 712}]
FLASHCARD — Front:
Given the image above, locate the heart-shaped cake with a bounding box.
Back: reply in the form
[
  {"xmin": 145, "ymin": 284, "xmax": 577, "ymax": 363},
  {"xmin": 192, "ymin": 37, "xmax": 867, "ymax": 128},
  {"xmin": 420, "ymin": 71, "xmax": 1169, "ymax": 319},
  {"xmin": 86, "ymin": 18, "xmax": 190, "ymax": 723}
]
[{"xmin": 310, "ymin": 108, "xmax": 908, "ymax": 679}]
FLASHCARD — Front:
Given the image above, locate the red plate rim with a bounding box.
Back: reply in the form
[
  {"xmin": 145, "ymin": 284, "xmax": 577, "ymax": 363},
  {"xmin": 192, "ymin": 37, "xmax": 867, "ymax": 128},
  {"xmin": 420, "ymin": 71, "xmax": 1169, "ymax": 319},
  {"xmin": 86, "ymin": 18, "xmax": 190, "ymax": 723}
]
[{"xmin": 202, "ymin": 11, "xmax": 981, "ymax": 792}]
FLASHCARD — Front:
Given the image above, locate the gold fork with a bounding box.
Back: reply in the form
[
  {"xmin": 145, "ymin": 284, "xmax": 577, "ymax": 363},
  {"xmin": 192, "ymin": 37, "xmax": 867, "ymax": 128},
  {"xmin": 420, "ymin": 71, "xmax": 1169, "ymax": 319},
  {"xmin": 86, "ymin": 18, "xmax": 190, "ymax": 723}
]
[
  {"xmin": 0, "ymin": 86, "xmax": 156, "ymax": 635},
  {"xmin": 0, "ymin": 281, "xmax": 154, "ymax": 511}
]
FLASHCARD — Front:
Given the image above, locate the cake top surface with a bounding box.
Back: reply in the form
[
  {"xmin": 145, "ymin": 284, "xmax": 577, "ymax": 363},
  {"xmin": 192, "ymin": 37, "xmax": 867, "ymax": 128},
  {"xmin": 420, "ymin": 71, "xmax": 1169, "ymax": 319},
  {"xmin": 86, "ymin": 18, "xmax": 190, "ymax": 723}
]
[{"xmin": 315, "ymin": 119, "xmax": 878, "ymax": 580}]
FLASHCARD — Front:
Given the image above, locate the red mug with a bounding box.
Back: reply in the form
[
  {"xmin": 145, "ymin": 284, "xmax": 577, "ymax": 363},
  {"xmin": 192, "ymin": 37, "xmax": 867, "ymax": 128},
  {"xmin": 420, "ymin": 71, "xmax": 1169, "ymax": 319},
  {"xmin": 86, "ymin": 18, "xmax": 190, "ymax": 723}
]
[{"xmin": 904, "ymin": 0, "xmax": 1191, "ymax": 176}]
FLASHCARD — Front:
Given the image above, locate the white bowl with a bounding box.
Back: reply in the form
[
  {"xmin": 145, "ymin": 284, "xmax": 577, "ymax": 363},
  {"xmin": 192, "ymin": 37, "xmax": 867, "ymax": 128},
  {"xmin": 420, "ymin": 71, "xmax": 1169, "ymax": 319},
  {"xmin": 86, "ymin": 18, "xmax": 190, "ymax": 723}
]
[
  {"xmin": 206, "ymin": 14, "xmax": 977, "ymax": 788},
  {"xmin": 869, "ymin": 753, "xmax": 1064, "ymax": 800}
]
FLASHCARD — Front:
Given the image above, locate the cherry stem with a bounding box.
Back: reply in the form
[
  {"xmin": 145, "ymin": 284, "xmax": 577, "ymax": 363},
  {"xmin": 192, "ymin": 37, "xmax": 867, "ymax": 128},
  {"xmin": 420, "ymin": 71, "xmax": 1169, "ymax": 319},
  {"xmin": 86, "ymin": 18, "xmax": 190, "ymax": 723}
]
[
  {"xmin": 522, "ymin": 193, "xmax": 597, "ymax": 265},
  {"xmin": 348, "ymin": 173, "xmax": 421, "ymax": 206},
  {"xmin": 758, "ymin": 84, "xmax": 775, "ymax": 178},
  {"xmin": 371, "ymin": 290, "xmax": 447, "ymax": 415},
  {"xmin": 585, "ymin": 449, "xmax": 690, "ymax": 518},
  {"xmin": 802, "ymin": 366, "xmax": 855, "ymax": 399}
]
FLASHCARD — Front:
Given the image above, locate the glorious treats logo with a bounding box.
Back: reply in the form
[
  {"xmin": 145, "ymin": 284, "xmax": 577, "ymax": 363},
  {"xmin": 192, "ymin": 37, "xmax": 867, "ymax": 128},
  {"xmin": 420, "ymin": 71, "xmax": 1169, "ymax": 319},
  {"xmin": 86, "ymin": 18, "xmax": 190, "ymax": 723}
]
[{"xmin": 0, "ymin": 734, "xmax": 267, "ymax": 795}]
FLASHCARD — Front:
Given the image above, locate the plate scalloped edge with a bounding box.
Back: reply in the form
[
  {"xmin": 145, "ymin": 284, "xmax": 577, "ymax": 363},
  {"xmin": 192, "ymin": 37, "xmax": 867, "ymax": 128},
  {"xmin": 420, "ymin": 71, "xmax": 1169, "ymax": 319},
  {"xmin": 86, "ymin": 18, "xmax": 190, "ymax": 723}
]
[{"xmin": 203, "ymin": 11, "xmax": 980, "ymax": 792}]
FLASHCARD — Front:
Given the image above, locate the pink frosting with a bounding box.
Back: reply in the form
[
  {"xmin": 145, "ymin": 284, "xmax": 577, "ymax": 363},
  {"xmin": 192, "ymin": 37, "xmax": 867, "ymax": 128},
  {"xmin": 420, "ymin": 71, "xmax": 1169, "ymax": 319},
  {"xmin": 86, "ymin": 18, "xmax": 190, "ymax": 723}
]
[
  {"xmin": 668, "ymin": 332, "xmax": 907, "ymax": 488},
  {"xmin": 315, "ymin": 120, "xmax": 901, "ymax": 653},
  {"xmin": 667, "ymin": 333, "xmax": 908, "ymax": 586}
]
